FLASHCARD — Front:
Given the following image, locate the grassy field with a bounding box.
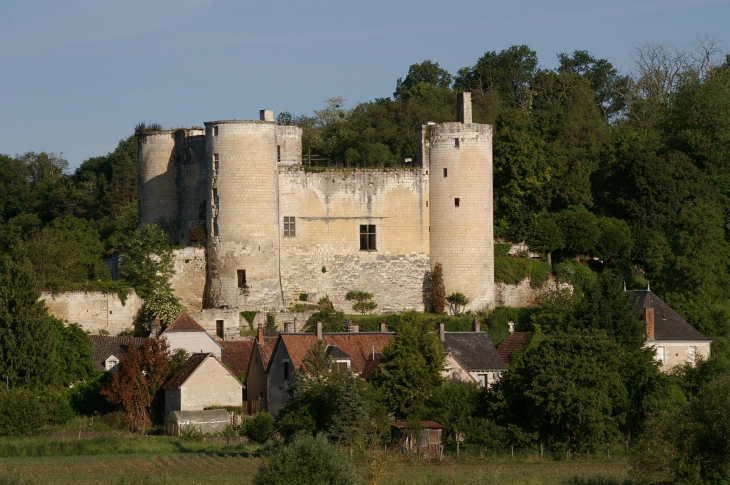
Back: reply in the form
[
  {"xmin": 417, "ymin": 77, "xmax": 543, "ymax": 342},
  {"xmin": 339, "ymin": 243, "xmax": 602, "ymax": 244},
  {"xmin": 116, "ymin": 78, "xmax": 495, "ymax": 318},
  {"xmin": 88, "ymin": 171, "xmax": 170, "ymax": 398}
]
[{"xmin": 0, "ymin": 450, "xmax": 632, "ymax": 485}]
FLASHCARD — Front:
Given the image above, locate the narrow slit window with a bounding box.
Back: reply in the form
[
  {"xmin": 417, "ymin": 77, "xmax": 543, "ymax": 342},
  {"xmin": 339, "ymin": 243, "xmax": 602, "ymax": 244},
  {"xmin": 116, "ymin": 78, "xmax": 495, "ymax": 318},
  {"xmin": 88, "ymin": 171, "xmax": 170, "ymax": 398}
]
[
  {"xmin": 277, "ymin": 145, "xmax": 281, "ymax": 163},
  {"xmin": 216, "ymin": 320, "xmax": 224, "ymax": 339},
  {"xmin": 359, "ymin": 225, "xmax": 377, "ymax": 251},
  {"xmin": 284, "ymin": 217, "xmax": 296, "ymax": 237},
  {"xmin": 454, "ymin": 138, "xmax": 460, "ymax": 147},
  {"xmin": 213, "ymin": 217, "xmax": 219, "ymax": 236},
  {"xmin": 284, "ymin": 361, "xmax": 290, "ymax": 380},
  {"xmin": 455, "ymin": 198, "xmax": 460, "ymax": 207},
  {"xmin": 443, "ymin": 168, "xmax": 448, "ymax": 177},
  {"xmin": 237, "ymin": 269, "xmax": 247, "ymax": 287},
  {"xmin": 213, "ymin": 125, "xmax": 219, "ymax": 137}
]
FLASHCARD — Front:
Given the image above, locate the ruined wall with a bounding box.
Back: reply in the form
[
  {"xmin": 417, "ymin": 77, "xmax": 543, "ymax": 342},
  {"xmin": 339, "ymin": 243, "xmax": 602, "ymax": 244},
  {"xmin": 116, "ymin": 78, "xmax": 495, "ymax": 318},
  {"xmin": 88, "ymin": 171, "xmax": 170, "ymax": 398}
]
[
  {"xmin": 277, "ymin": 167, "xmax": 430, "ymax": 313},
  {"xmin": 189, "ymin": 308, "xmax": 241, "ymax": 340},
  {"xmin": 40, "ymin": 290, "xmax": 144, "ymax": 335},
  {"xmin": 171, "ymin": 247, "xmax": 206, "ymax": 312},
  {"xmin": 176, "ymin": 130, "xmax": 208, "ymax": 246},
  {"xmin": 495, "ymin": 277, "xmax": 571, "ymax": 307}
]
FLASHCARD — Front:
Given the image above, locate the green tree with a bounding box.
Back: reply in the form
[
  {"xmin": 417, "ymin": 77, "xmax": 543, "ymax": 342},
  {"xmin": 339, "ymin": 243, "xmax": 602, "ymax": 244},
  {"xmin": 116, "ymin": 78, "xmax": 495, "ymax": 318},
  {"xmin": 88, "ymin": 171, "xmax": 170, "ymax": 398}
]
[
  {"xmin": 371, "ymin": 311, "xmax": 444, "ymax": 418},
  {"xmin": 425, "ymin": 382, "xmax": 483, "ymax": 451},
  {"xmin": 446, "ymin": 292, "xmax": 469, "ymax": 315},
  {"xmin": 555, "ymin": 208, "xmax": 600, "ymax": 259},
  {"xmin": 344, "ymin": 291, "xmax": 377, "ymax": 315},
  {"xmin": 394, "ymin": 60, "xmax": 453, "ymax": 99},
  {"xmin": 430, "ymin": 263, "xmax": 446, "ymax": 314},
  {"xmin": 526, "ymin": 213, "xmax": 564, "ymax": 265},
  {"xmin": 595, "ymin": 217, "xmax": 634, "ymax": 268},
  {"xmin": 245, "ymin": 411, "xmax": 275, "ymax": 443}
]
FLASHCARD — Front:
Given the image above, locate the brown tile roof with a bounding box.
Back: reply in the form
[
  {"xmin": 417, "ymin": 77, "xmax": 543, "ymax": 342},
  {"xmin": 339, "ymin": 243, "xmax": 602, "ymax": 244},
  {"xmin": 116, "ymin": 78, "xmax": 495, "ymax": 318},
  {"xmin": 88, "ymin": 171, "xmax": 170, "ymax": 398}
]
[
  {"xmin": 391, "ymin": 421, "xmax": 443, "ymax": 429},
  {"xmin": 163, "ymin": 313, "xmax": 206, "ymax": 332},
  {"xmin": 222, "ymin": 339, "xmax": 255, "ymax": 378},
  {"xmin": 497, "ymin": 332, "xmax": 533, "ymax": 364},
  {"xmin": 279, "ymin": 333, "xmax": 392, "ymax": 375},
  {"xmin": 360, "ymin": 354, "xmax": 381, "ymax": 380},
  {"xmin": 89, "ymin": 335, "xmax": 149, "ymax": 372},
  {"xmin": 163, "ymin": 353, "xmax": 210, "ymax": 390},
  {"xmin": 259, "ymin": 336, "xmax": 278, "ymax": 371}
]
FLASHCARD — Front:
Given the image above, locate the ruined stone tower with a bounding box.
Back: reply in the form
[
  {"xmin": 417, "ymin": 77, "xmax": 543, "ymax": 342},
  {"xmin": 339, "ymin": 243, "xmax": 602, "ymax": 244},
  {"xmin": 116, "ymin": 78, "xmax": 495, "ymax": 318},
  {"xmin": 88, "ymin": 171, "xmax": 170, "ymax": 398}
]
[
  {"xmin": 137, "ymin": 130, "xmax": 178, "ymax": 228},
  {"xmin": 420, "ymin": 93, "xmax": 495, "ymax": 311}
]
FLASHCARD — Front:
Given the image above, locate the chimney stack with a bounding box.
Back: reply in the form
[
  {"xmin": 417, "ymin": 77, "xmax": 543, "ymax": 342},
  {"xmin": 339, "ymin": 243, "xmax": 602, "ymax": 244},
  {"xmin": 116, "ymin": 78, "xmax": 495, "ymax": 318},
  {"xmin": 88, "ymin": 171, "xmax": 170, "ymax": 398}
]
[
  {"xmin": 257, "ymin": 324, "xmax": 264, "ymax": 344},
  {"xmin": 472, "ymin": 318, "xmax": 481, "ymax": 332},
  {"xmin": 151, "ymin": 316, "xmax": 161, "ymax": 338},
  {"xmin": 456, "ymin": 92, "xmax": 472, "ymax": 123},
  {"xmin": 316, "ymin": 321, "xmax": 323, "ymax": 341},
  {"xmin": 438, "ymin": 322, "xmax": 445, "ymax": 342},
  {"xmin": 348, "ymin": 322, "xmax": 359, "ymax": 333},
  {"xmin": 508, "ymin": 321, "xmax": 515, "ymax": 335},
  {"xmin": 380, "ymin": 323, "xmax": 388, "ymax": 333},
  {"xmin": 645, "ymin": 306, "xmax": 655, "ymax": 340},
  {"xmin": 260, "ymin": 109, "xmax": 274, "ymax": 122}
]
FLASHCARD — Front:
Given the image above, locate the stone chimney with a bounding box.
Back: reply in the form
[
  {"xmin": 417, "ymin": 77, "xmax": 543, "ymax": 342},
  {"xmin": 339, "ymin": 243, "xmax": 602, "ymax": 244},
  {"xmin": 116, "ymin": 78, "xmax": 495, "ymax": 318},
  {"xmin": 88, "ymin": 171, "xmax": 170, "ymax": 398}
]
[
  {"xmin": 151, "ymin": 316, "xmax": 161, "ymax": 338},
  {"xmin": 456, "ymin": 92, "xmax": 472, "ymax": 123},
  {"xmin": 645, "ymin": 306, "xmax": 655, "ymax": 340},
  {"xmin": 472, "ymin": 318, "xmax": 481, "ymax": 332},
  {"xmin": 257, "ymin": 324, "xmax": 264, "ymax": 344},
  {"xmin": 438, "ymin": 322, "xmax": 445, "ymax": 342},
  {"xmin": 508, "ymin": 321, "xmax": 515, "ymax": 335},
  {"xmin": 260, "ymin": 109, "xmax": 274, "ymax": 122},
  {"xmin": 316, "ymin": 321, "xmax": 323, "ymax": 341},
  {"xmin": 380, "ymin": 323, "xmax": 388, "ymax": 333}
]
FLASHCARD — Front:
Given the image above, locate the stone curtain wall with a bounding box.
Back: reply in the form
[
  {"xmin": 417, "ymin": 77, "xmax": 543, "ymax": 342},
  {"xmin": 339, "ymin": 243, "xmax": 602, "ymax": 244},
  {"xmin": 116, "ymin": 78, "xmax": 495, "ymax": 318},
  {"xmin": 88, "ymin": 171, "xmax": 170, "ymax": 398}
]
[
  {"xmin": 190, "ymin": 308, "xmax": 241, "ymax": 340},
  {"xmin": 495, "ymin": 277, "xmax": 571, "ymax": 307},
  {"xmin": 277, "ymin": 167, "xmax": 431, "ymax": 313},
  {"xmin": 171, "ymin": 247, "xmax": 207, "ymax": 312},
  {"xmin": 40, "ymin": 290, "xmax": 144, "ymax": 335}
]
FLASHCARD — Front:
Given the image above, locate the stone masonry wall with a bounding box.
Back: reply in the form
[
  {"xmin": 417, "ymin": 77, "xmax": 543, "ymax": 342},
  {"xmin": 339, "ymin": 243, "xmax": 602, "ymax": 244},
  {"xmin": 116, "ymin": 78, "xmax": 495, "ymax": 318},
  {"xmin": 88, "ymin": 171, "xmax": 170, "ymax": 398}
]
[
  {"xmin": 277, "ymin": 167, "xmax": 430, "ymax": 313},
  {"xmin": 171, "ymin": 247, "xmax": 207, "ymax": 312},
  {"xmin": 495, "ymin": 276, "xmax": 571, "ymax": 307},
  {"xmin": 41, "ymin": 289, "xmax": 144, "ymax": 335}
]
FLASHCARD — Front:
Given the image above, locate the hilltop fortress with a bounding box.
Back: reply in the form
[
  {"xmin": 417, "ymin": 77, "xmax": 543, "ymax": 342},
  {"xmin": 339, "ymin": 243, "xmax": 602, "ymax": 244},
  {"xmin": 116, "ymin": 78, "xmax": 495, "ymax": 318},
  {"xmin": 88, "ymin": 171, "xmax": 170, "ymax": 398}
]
[{"xmin": 136, "ymin": 93, "xmax": 494, "ymax": 314}]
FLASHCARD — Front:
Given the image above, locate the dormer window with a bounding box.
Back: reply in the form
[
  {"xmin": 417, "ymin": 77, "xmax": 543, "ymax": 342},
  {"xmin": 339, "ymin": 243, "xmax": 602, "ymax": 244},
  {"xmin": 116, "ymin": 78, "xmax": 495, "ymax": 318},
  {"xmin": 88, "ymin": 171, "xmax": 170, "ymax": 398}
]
[{"xmin": 105, "ymin": 355, "xmax": 120, "ymax": 372}]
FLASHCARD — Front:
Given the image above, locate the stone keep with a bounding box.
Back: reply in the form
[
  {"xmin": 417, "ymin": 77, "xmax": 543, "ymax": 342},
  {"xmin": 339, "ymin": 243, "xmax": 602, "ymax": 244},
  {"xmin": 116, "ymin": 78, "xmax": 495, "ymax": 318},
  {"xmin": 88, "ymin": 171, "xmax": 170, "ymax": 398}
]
[{"xmin": 137, "ymin": 93, "xmax": 494, "ymax": 313}]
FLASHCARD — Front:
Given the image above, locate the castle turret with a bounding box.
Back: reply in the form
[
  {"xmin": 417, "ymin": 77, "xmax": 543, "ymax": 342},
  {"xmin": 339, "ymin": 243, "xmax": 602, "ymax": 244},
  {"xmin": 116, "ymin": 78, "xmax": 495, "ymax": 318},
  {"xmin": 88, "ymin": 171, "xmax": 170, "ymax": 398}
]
[
  {"xmin": 137, "ymin": 130, "xmax": 179, "ymax": 230},
  {"xmin": 205, "ymin": 115, "xmax": 283, "ymax": 309},
  {"xmin": 421, "ymin": 93, "xmax": 494, "ymax": 311}
]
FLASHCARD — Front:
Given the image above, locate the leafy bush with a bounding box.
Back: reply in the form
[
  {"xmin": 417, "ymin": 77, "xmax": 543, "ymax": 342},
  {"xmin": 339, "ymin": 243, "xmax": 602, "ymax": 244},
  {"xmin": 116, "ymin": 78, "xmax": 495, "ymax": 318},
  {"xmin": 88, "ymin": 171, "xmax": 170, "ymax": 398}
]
[
  {"xmin": 494, "ymin": 257, "xmax": 551, "ymax": 288},
  {"xmin": 0, "ymin": 389, "xmax": 46, "ymax": 436},
  {"xmin": 494, "ymin": 243, "xmax": 512, "ymax": 258},
  {"xmin": 553, "ymin": 260, "xmax": 595, "ymax": 293},
  {"xmin": 240, "ymin": 311, "xmax": 258, "ymax": 330},
  {"xmin": 485, "ymin": 307, "xmax": 537, "ymax": 345},
  {"xmin": 253, "ymin": 433, "xmax": 358, "ymax": 485},
  {"xmin": 187, "ymin": 226, "xmax": 206, "ymax": 245},
  {"xmin": 245, "ymin": 411, "xmax": 274, "ymax": 443}
]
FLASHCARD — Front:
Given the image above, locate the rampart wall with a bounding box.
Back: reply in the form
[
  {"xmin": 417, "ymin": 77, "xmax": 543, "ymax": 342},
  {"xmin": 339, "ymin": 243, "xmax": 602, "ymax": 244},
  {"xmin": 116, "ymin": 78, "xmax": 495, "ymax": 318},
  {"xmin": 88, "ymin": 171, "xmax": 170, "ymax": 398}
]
[
  {"xmin": 495, "ymin": 276, "xmax": 571, "ymax": 307},
  {"xmin": 40, "ymin": 290, "xmax": 143, "ymax": 335},
  {"xmin": 171, "ymin": 247, "xmax": 207, "ymax": 312}
]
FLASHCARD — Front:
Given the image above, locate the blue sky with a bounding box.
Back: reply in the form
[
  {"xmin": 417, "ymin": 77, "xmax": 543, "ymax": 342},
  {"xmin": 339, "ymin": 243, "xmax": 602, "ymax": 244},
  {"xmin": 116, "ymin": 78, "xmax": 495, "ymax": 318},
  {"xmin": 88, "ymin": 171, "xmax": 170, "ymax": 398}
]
[{"xmin": 1, "ymin": 0, "xmax": 728, "ymax": 169}]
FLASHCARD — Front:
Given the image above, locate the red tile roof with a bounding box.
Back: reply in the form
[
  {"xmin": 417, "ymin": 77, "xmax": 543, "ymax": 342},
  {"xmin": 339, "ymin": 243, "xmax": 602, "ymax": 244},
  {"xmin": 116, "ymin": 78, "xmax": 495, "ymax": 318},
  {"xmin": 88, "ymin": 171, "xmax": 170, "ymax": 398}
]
[
  {"xmin": 497, "ymin": 332, "xmax": 533, "ymax": 364},
  {"xmin": 279, "ymin": 333, "xmax": 392, "ymax": 375},
  {"xmin": 164, "ymin": 313, "xmax": 206, "ymax": 332},
  {"xmin": 391, "ymin": 421, "xmax": 443, "ymax": 429},
  {"xmin": 259, "ymin": 336, "xmax": 278, "ymax": 371},
  {"xmin": 221, "ymin": 339, "xmax": 255, "ymax": 378}
]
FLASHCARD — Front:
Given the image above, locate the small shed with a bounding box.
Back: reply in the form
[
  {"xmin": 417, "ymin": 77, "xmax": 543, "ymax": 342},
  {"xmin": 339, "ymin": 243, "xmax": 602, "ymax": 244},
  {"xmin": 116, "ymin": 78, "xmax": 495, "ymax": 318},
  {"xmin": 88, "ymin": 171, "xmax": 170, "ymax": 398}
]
[
  {"xmin": 391, "ymin": 421, "xmax": 443, "ymax": 456},
  {"xmin": 166, "ymin": 410, "xmax": 229, "ymax": 436}
]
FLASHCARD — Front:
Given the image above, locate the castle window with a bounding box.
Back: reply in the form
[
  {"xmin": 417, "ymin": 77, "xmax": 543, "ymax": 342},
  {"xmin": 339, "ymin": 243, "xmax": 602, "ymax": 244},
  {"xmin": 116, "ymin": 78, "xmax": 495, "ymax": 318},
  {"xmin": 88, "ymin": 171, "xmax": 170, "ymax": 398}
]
[
  {"xmin": 277, "ymin": 145, "xmax": 281, "ymax": 163},
  {"xmin": 284, "ymin": 217, "xmax": 296, "ymax": 237},
  {"xmin": 216, "ymin": 320, "xmax": 224, "ymax": 339},
  {"xmin": 443, "ymin": 168, "xmax": 448, "ymax": 177},
  {"xmin": 454, "ymin": 138, "xmax": 459, "ymax": 147},
  {"xmin": 213, "ymin": 125, "xmax": 219, "ymax": 137},
  {"xmin": 237, "ymin": 270, "xmax": 247, "ymax": 288},
  {"xmin": 455, "ymin": 198, "xmax": 460, "ymax": 207},
  {"xmin": 360, "ymin": 225, "xmax": 376, "ymax": 251},
  {"xmin": 213, "ymin": 217, "xmax": 219, "ymax": 237},
  {"xmin": 213, "ymin": 153, "xmax": 219, "ymax": 172}
]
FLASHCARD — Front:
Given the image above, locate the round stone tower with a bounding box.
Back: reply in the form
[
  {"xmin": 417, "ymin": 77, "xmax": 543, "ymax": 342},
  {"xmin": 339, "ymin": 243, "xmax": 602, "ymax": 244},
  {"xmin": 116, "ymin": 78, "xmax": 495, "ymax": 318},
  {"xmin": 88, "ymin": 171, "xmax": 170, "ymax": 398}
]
[
  {"xmin": 425, "ymin": 93, "xmax": 494, "ymax": 311},
  {"xmin": 205, "ymin": 118, "xmax": 283, "ymax": 310},
  {"xmin": 137, "ymin": 130, "xmax": 179, "ymax": 229}
]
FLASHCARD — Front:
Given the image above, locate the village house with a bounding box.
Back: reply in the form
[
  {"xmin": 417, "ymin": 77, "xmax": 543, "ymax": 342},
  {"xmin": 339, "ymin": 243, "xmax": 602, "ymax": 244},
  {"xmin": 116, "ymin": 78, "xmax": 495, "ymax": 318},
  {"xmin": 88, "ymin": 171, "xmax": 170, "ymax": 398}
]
[
  {"xmin": 162, "ymin": 352, "xmax": 243, "ymax": 423},
  {"xmin": 89, "ymin": 335, "xmax": 149, "ymax": 373},
  {"xmin": 244, "ymin": 326, "xmax": 277, "ymax": 413},
  {"xmin": 265, "ymin": 323, "xmax": 392, "ymax": 414},
  {"xmin": 156, "ymin": 314, "xmax": 222, "ymax": 359},
  {"xmin": 439, "ymin": 321, "xmax": 506, "ymax": 387}
]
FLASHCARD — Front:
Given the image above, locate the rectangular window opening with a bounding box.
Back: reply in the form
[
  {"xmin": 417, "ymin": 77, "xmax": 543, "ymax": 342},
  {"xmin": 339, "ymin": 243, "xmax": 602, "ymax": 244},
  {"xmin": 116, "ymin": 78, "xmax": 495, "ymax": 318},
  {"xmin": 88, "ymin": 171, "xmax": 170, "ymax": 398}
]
[
  {"xmin": 213, "ymin": 153, "xmax": 219, "ymax": 172},
  {"xmin": 277, "ymin": 145, "xmax": 281, "ymax": 163},
  {"xmin": 443, "ymin": 167, "xmax": 448, "ymax": 177},
  {"xmin": 213, "ymin": 216, "xmax": 219, "ymax": 237},
  {"xmin": 213, "ymin": 125, "xmax": 219, "ymax": 137},
  {"xmin": 284, "ymin": 362, "xmax": 290, "ymax": 381},
  {"xmin": 454, "ymin": 138, "xmax": 460, "ymax": 147},
  {"xmin": 455, "ymin": 198, "xmax": 460, "ymax": 207},
  {"xmin": 237, "ymin": 269, "xmax": 246, "ymax": 287},
  {"xmin": 359, "ymin": 224, "xmax": 377, "ymax": 251},
  {"xmin": 216, "ymin": 320, "xmax": 224, "ymax": 339},
  {"xmin": 284, "ymin": 216, "xmax": 296, "ymax": 237}
]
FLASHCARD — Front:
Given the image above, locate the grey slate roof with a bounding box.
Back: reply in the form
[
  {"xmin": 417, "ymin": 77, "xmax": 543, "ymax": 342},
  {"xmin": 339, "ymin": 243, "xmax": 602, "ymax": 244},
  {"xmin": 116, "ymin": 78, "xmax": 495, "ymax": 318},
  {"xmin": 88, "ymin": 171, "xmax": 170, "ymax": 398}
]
[
  {"xmin": 325, "ymin": 345, "xmax": 352, "ymax": 360},
  {"xmin": 631, "ymin": 290, "xmax": 710, "ymax": 341},
  {"xmin": 89, "ymin": 335, "xmax": 149, "ymax": 372},
  {"xmin": 442, "ymin": 332, "xmax": 507, "ymax": 371}
]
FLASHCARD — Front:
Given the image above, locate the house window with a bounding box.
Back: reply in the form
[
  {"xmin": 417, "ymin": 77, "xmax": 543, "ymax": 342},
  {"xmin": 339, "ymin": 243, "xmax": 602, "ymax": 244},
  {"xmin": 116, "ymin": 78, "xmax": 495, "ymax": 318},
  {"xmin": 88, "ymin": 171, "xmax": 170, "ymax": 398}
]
[
  {"xmin": 283, "ymin": 361, "xmax": 290, "ymax": 381},
  {"xmin": 213, "ymin": 153, "xmax": 219, "ymax": 171},
  {"xmin": 476, "ymin": 374, "xmax": 486, "ymax": 387},
  {"xmin": 237, "ymin": 270, "xmax": 247, "ymax": 288},
  {"xmin": 213, "ymin": 125, "xmax": 219, "ymax": 137},
  {"xmin": 336, "ymin": 360, "xmax": 350, "ymax": 372},
  {"xmin": 359, "ymin": 225, "xmax": 376, "ymax": 251},
  {"xmin": 455, "ymin": 198, "xmax": 460, "ymax": 207},
  {"xmin": 454, "ymin": 138, "xmax": 459, "ymax": 147},
  {"xmin": 443, "ymin": 167, "xmax": 448, "ymax": 177},
  {"xmin": 216, "ymin": 320, "xmax": 224, "ymax": 339},
  {"xmin": 688, "ymin": 346, "xmax": 698, "ymax": 363},
  {"xmin": 284, "ymin": 217, "xmax": 296, "ymax": 237},
  {"xmin": 656, "ymin": 346, "xmax": 665, "ymax": 364}
]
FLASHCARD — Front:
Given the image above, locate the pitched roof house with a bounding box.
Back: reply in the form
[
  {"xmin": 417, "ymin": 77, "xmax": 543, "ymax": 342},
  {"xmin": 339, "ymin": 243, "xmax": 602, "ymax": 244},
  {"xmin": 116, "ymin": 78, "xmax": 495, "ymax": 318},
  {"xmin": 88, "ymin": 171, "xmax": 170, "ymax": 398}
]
[
  {"xmin": 160, "ymin": 314, "xmax": 222, "ymax": 359},
  {"xmin": 162, "ymin": 352, "xmax": 243, "ymax": 423},
  {"xmin": 438, "ymin": 321, "xmax": 507, "ymax": 387},
  {"xmin": 497, "ymin": 331, "xmax": 533, "ymax": 365},
  {"xmin": 266, "ymin": 324, "xmax": 392, "ymax": 414},
  {"xmin": 89, "ymin": 335, "xmax": 149, "ymax": 373},
  {"xmin": 631, "ymin": 288, "xmax": 711, "ymax": 371},
  {"xmin": 221, "ymin": 339, "xmax": 256, "ymax": 379},
  {"xmin": 245, "ymin": 327, "xmax": 278, "ymax": 412}
]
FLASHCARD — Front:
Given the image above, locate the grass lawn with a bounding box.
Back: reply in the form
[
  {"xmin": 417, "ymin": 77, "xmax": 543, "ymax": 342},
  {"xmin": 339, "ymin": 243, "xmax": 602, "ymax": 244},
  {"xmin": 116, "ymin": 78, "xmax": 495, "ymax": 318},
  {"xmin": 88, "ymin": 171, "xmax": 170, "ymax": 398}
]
[{"xmin": 0, "ymin": 450, "xmax": 632, "ymax": 485}]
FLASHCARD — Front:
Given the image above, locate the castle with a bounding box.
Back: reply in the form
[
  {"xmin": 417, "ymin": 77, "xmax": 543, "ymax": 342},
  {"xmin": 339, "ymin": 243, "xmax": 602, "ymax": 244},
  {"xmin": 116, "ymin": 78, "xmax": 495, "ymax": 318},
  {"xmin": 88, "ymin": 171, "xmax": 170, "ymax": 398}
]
[{"xmin": 136, "ymin": 93, "xmax": 494, "ymax": 314}]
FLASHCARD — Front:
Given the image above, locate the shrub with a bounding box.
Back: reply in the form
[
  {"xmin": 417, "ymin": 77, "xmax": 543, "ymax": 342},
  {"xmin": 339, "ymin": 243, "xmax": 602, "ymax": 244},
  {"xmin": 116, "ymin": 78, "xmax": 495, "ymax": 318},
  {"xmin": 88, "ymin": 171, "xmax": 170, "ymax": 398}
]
[
  {"xmin": 485, "ymin": 307, "xmax": 537, "ymax": 345},
  {"xmin": 245, "ymin": 411, "xmax": 274, "ymax": 443},
  {"xmin": 188, "ymin": 226, "xmax": 206, "ymax": 245},
  {"xmin": 553, "ymin": 260, "xmax": 595, "ymax": 293},
  {"xmin": 430, "ymin": 263, "xmax": 446, "ymax": 314},
  {"xmin": 0, "ymin": 389, "xmax": 46, "ymax": 436},
  {"xmin": 253, "ymin": 433, "xmax": 358, "ymax": 485},
  {"xmin": 494, "ymin": 243, "xmax": 512, "ymax": 258},
  {"xmin": 446, "ymin": 292, "xmax": 469, "ymax": 315},
  {"xmin": 494, "ymin": 257, "xmax": 551, "ymax": 288},
  {"xmin": 240, "ymin": 311, "xmax": 258, "ymax": 331}
]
